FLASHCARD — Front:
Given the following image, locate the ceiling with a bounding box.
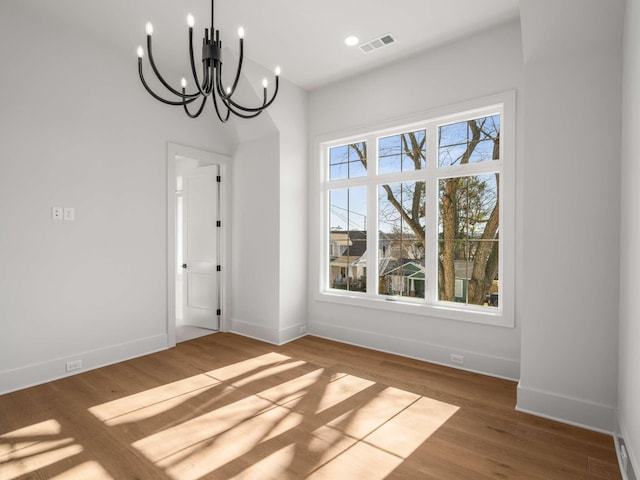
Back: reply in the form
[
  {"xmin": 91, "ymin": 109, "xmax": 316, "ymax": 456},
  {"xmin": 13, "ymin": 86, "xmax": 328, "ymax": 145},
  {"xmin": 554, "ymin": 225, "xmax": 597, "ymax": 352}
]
[{"xmin": 18, "ymin": 0, "xmax": 520, "ymax": 91}]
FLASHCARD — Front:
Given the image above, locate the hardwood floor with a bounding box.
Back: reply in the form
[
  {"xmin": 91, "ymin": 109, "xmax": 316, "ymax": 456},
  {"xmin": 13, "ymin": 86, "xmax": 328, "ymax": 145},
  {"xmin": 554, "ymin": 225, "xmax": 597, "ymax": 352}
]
[{"xmin": 0, "ymin": 333, "xmax": 621, "ymax": 479}]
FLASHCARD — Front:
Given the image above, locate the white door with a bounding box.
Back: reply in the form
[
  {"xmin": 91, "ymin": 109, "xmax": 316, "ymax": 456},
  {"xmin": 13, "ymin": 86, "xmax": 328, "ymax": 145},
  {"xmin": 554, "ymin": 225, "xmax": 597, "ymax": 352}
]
[{"xmin": 182, "ymin": 165, "xmax": 220, "ymax": 330}]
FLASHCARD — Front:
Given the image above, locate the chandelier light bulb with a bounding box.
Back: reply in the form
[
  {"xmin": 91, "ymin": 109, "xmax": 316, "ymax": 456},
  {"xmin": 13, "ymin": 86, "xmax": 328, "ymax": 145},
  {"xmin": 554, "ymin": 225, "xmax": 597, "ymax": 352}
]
[
  {"xmin": 187, "ymin": 14, "xmax": 195, "ymax": 28},
  {"xmin": 181, "ymin": 78, "xmax": 187, "ymax": 89},
  {"xmin": 145, "ymin": 22, "xmax": 154, "ymax": 36},
  {"xmin": 137, "ymin": 46, "xmax": 144, "ymax": 58},
  {"xmin": 275, "ymin": 66, "xmax": 281, "ymax": 76},
  {"xmin": 226, "ymin": 86, "xmax": 232, "ymax": 94},
  {"xmin": 238, "ymin": 27, "xmax": 245, "ymax": 39},
  {"xmin": 262, "ymin": 78, "xmax": 268, "ymax": 89}
]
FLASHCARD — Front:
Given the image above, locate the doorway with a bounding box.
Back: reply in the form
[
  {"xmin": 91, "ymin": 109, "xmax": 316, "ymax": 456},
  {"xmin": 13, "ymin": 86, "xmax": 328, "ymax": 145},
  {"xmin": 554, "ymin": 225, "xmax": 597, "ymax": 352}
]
[{"xmin": 167, "ymin": 143, "xmax": 231, "ymax": 346}]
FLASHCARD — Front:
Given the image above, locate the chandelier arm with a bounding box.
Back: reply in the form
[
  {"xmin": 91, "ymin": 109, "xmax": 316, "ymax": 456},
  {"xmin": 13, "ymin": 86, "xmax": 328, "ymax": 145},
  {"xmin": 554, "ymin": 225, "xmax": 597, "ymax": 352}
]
[
  {"xmin": 220, "ymin": 38, "xmax": 245, "ymax": 99},
  {"xmin": 138, "ymin": 60, "xmax": 199, "ymax": 106},
  {"xmin": 213, "ymin": 64, "xmax": 258, "ymax": 110},
  {"xmin": 212, "ymin": 67, "xmax": 262, "ymax": 120},
  {"xmin": 182, "ymin": 92, "xmax": 208, "ymax": 118},
  {"xmin": 211, "ymin": 88, "xmax": 232, "ymax": 123},
  {"xmin": 225, "ymin": 76, "xmax": 279, "ymax": 113},
  {"xmin": 204, "ymin": 62, "xmax": 215, "ymax": 95},
  {"xmin": 147, "ymin": 36, "xmax": 199, "ymax": 99},
  {"xmin": 214, "ymin": 65, "xmax": 228, "ymax": 98},
  {"xmin": 217, "ymin": 93, "xmax": 265, "ymax": 119},
  {"xmin": 188, "ymin": 27, "xmax": 209, "ymax": 96}
]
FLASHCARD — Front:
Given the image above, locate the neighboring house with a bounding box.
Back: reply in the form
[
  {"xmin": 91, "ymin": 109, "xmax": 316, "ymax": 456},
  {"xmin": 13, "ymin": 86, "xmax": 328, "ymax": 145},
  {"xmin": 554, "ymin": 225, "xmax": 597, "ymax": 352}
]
[
  {"xmin": 329, "ymin": 230, "xmax": 367, "ymax": 290},
  {"xmin": 379, "ymin": 259, "xmax": 426, "ymax": 298},
  {"xmin": 330, "ymin": 229, "xmax": 428, "ymax": 297},
  {"xmin": 452, "ymin": 260, "xmax": 499, "ymax": 306},
  {"xmin": 378, "ymin": 258, "xmax": 499, "ymax": 303},
  {"xmin": 329, "ymin": 230, "xmax": 394, "ymax": 292}
]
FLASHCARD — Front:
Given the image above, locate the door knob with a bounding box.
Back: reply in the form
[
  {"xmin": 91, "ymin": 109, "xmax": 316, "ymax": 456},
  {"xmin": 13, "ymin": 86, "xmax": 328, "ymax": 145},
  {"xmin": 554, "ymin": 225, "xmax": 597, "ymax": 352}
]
[{"xmin": 182, "ymin": 264, "xmax": 187, "ymax": 269}]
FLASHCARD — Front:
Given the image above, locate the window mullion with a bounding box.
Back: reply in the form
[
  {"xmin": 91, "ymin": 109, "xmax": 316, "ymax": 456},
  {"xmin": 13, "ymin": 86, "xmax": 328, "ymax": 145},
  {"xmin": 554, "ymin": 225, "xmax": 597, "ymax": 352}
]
[
  {"xmin": 425, "ymin": 122, "xmax": 439, "ymax": 304},
  {"xmin": 366, "ymin": 136, "xmax": 379, "ymax": 298}
]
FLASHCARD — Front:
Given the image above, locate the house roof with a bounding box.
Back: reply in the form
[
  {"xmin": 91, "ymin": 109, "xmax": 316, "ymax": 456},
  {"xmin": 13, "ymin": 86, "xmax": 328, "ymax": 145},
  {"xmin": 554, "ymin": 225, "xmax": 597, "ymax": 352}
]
[
  {"xmin": 330, "ymin": 230, "xmax": 367, "ymax": 261},
  {"xmin": 381, "ymin": 259, "xmax": 425, "ymax": 277}
]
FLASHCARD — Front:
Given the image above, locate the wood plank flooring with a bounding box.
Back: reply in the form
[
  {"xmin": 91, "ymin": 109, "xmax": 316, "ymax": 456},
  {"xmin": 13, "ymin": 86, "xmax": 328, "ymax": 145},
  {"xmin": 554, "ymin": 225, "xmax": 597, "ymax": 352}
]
[{"xmin": 0, "ymin": 333, "xmax": 621, "ymax": 479}]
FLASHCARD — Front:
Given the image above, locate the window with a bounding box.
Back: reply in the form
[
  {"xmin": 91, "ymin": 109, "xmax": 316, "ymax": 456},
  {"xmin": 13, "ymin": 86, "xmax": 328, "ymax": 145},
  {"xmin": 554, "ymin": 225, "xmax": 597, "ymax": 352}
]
[{"xmin": 319, "ymin": 93, "xmax": 515, "ymax": 327}]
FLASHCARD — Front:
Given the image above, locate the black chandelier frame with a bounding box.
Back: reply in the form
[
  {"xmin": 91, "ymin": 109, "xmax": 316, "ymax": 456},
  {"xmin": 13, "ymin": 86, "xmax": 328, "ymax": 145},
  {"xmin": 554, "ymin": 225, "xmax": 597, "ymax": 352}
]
[{"xmin": 137, "ymin": 0, "xmax": 280, "ymax": 122}]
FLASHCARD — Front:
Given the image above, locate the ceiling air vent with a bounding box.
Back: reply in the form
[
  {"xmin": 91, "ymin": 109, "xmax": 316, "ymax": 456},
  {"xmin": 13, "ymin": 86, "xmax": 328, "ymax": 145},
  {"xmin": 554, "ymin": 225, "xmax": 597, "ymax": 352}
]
[{"xmin": 359, "ymin": 33, "xmax": 396, "ymax": 54}]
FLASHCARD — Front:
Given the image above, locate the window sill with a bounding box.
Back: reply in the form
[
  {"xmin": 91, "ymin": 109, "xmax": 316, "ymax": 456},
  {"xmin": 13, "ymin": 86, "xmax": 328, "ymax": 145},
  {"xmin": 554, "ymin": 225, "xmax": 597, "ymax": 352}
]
[{"xmin": 316, "ymin": 290, "xmax": 514, "ymax": 328}]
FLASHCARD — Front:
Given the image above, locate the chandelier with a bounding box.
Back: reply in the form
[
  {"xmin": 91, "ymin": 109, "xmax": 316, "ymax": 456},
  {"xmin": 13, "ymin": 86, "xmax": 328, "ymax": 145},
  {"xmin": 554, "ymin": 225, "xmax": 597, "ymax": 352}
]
[{"xmin": 136, "ymin": 0, "xmax": 280, "ymax": 122}]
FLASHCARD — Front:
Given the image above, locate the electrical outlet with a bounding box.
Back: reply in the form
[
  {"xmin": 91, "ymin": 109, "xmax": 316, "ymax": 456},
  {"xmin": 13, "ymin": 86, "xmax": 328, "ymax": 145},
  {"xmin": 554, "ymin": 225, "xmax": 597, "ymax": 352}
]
[
  {"xmin": 450, "ymin": 354, "xmax": 464, "ymax": 365},
  {"xmin": 65, "ymin": 359, "xmax": 82, "ymax": 372},
  {"xmin": 620, "ymin": 444, "xmax": 628, "ymax": 471},
  {"xmin": 52, "ymin": 207, "xmax": 63, "ymax": 220}
]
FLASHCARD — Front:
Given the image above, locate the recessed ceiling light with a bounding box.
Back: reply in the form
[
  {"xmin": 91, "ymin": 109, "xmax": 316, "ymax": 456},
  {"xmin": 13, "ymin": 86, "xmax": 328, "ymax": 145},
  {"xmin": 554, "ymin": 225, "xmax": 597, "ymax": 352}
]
[{"xmin": 344, "ymin": 36, "xmax": 359, "ymax": 47}]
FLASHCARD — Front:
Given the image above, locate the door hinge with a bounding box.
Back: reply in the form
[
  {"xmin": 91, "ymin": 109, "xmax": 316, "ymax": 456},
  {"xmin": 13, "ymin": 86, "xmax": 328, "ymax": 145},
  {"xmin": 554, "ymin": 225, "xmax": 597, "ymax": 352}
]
[
  {"xmin": 216, "ymin": 175, "xmax": 221, "ymax": 182},
  {"xmin": 216, "ymin": 220, "xmax": 221, "ymax": 227},
  {"xmin": 216, "ymin": 265, "xmax": 221, "ymax": 272},
  {"xmin": 216, "ymin": 309, "xmax": 221, "ymax": 316}
]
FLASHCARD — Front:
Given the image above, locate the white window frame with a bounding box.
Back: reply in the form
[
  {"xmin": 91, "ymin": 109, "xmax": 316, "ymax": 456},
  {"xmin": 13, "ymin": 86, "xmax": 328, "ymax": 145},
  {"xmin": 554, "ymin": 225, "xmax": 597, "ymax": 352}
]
[{"xmin": 315, "ymin": 92, "xmax": 515, "ymax": 328}]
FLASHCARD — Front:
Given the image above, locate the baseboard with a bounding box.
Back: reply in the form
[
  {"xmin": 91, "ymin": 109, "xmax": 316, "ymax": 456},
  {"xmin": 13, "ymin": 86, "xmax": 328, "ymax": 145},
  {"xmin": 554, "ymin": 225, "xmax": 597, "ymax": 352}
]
[
  {"xmin": 309, "ymin": 321, "xmax": 520, "ymax": 381},
  {"xmin": 616, "ymin": 411, "xmax": 639, "ymax": 480},
  {"xmin": 230, "ymin": 318, "xmax": 308, "ymax": 346},
  {"xmin": 516, "ymin": 383, "xmax": 616, "ymax": 434},
  {"xmin": 0, "ymin": 333, "xmax": 169, "ymax": 395},
  {"xmin": 278, "ymin": 323, "xmax": 308, "ymax": 345},
  {"xmin": 230, "ymin": 318, "xmax": 280, "ymax": 345}
]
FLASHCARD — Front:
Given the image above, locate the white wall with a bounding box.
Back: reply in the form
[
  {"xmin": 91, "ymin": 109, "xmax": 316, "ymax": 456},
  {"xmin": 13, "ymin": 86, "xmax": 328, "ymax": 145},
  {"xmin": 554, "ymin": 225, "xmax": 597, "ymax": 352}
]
[
  {"xmin": 307, "ymin": 21, "xmax": 524, "ymax": 379},
  {"xmin": 0, "ymin": 2, "xmax": 234, "ymax": 393},
  {"xmin": 231, "ymin": 134, "xmax": 281, "ymax": 342},
  {"xmin": 228, "ymin": 60, "xmax": 309, "ymax": 345},
  {"xmin": 619, "ymin": 0, "xmax": 640, "ymax": 473},
  {"xmin": 518, "ymin": 0, "xmax": 624, "ymax": 432},
  {"xmin": 273, "ymin": 80, "xmax": 309, "ymax": 343}
]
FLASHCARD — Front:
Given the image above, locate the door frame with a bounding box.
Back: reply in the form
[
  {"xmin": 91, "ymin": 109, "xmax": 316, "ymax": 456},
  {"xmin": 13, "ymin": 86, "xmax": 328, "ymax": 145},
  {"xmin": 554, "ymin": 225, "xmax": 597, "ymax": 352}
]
[{"xmin": 167, "ymin": 142, "xmax": 232, "ymax": 347}]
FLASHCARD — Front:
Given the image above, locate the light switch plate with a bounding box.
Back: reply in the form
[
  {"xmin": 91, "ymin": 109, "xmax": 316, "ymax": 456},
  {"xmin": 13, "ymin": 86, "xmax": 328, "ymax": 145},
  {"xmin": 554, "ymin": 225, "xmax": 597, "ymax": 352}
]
[{"xmin": 63, "ymin": 207, "xmax": 75, "ymax": 221}]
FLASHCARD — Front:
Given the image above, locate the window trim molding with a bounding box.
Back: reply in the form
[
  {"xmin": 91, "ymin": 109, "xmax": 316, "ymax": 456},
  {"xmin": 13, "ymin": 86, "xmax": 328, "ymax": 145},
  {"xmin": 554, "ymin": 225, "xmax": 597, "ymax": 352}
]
[{"xmin": 313, "ymin": 91, "xmax": 516, "ymax": 328}]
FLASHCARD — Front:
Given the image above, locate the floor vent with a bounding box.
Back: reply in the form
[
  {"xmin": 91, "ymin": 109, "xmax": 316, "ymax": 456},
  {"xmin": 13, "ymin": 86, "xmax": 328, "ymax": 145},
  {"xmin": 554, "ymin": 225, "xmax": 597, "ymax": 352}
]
[{"xmin": 359, "ymin": 33, "xmax": 396, "ymax": 54}]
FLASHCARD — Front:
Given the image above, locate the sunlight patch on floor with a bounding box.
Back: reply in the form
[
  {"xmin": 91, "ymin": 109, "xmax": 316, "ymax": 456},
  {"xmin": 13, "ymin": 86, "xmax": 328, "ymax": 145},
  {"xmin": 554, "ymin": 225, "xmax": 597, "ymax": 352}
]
[
  {"xmin": 89, "ymin": 373, "xmax": 221, "ymax": 425},
  {"xmin": 205, "ymin": 352, "xmax": 295, "ymax": 383},
  {"xmin": 49, "ymin": 461, "xmax": 114, "ymax": 479},
  {"xmin": 365, "ymin": 396, "xmax": 460, "ymax": 458},
  {"xmin": 0, "ymin": 420, "xmax": 88, "ymax": 480},
  {"xmin": 155, "ymin": 404, "xmax": 304, "ymax": 480},
  {"xmin": 132, "ymin": 391, "xmax": 282, "ymax": 465},
  {"xmin": 97, "ymin": 352, "xmax": 461, "ymax": 480},
  {"xmin": 307, "ymin": 441, "xmax": 404, "ymax": 479},
  {"xmin": 257, "ymin": 368, "xmax": 344, "ymax": 406},
  {"xmin": 324, "ymin": 385, "xmax": 419, "ymax": 437}
]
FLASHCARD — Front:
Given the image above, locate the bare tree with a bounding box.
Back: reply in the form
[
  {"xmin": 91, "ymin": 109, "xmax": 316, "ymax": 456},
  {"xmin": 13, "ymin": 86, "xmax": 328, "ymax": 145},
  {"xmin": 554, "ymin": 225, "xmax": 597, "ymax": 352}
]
[
  {"xmin": 439, "ymin": 118, "xmax": 500, "ymax": 304},
  {"xmin": 353, "ymin": 117, "xmax": 500, "ymax": 305}
]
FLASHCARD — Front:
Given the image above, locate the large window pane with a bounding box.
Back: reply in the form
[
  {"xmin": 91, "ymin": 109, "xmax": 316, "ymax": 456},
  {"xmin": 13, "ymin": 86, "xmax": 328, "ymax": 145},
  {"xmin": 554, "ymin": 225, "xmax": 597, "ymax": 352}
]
[
  {"xmin": 438, "ymin": 115, "xmax": 500, "ymax": 167},
  {"xmin": 438, "ymin": 174, "xmax": 499, "ymax": 306},
  {"xmin": 329, "ymin": 187, "xmax": 367, "ymax": 292},
  {"xmin": 321, "ymin": 99, "xmax": 510, "ymax": 324},
  {"xmin": 378, "ymin": 182, "xmax": 425, "ymax": 298},
  {"xmin": 329, "ymin": 142, "xmax": 367, "ymax": 180},
  {"xmin": 378, "ymin": 130, "xmax": 426, "ymax": 174}
]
